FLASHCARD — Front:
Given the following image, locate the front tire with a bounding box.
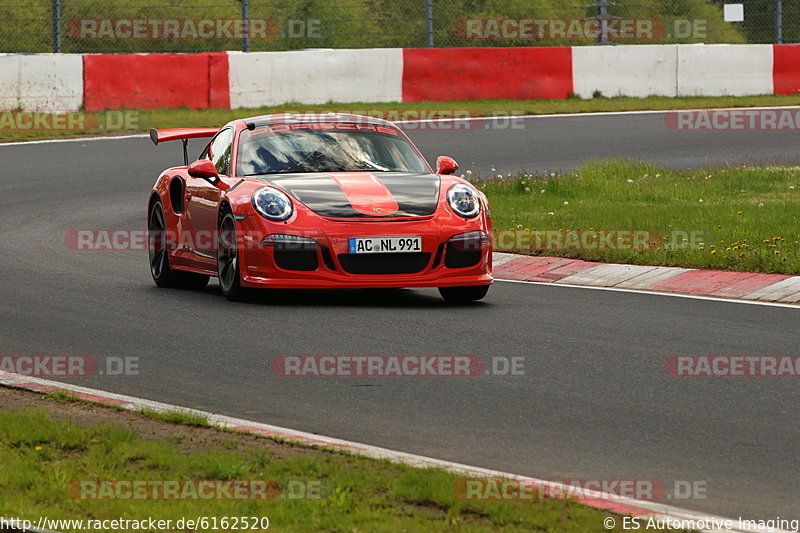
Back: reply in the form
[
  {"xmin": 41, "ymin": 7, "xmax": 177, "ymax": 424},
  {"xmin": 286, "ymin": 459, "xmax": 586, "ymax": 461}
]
[
  {"xmin": 148, "ymin": 200, "xmax": 209, "ymax": 290},
  {"xmin": 217, "ymin": 210, "xmax": 248, "ymax": 301},
  {"xmin": 438, "ymin": 284, "xmax": 490, "ymax": 304}
]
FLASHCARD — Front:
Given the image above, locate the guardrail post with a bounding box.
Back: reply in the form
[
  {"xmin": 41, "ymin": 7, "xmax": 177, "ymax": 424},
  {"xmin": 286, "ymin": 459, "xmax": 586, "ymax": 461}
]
[
  {"xmin": 425, "ymin": 0, "xmax": 434, "ymax": 47},
  {"xmin": 597, "ymin": 0, "xmax": 610, "ymax": 45},
  {"xmin": 775, "ymin": 0, "xmax": 783, "ymax": 44},
  {"xmin": 52, "ymin": 0, "xmax": 61, "ymax": 53},
  {"xmin": 242, "ymin": 0, "xmax": 250, "ymax": 52}
]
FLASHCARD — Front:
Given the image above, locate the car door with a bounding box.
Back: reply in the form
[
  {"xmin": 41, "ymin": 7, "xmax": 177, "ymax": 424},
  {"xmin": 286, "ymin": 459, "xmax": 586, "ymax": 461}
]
[{"xmin": 183, "ymin": 128, "xmax": 234, "ymax": 266}]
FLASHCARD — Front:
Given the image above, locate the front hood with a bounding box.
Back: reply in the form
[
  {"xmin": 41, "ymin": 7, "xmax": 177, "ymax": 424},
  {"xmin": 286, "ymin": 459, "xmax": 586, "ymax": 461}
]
[{"xmin": 263, "ymin": 172, "xmax": 441, "ymax": 218}]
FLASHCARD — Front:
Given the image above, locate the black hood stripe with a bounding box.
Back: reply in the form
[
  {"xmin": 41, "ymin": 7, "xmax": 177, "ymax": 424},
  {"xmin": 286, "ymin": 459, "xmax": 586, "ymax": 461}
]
[{"xmin": 266, "ymin": 172, "xmax": 440, "ymax": 218}]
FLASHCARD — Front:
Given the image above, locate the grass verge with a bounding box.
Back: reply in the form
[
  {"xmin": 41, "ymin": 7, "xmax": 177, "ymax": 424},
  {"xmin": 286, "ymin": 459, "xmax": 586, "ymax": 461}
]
[
  {"xmin": 0, "ymin": 385, "xmax": 677, "ymax": 533},
  {"xmin": 2, "ymin": 94, "xmax": 800, "ymax": 142},
  {"xmin": 481, "ymin": 160, "xmax": 799, "ymax": 274},
  {"xmin": 138, "ymin": 408, "xmax": 214, "ymax": 428}
]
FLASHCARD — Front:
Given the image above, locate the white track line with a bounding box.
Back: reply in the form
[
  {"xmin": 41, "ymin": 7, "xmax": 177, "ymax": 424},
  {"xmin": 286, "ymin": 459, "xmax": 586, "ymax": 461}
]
[
  {"xmin": 4, "ymin": 105, "xmax": 800, "ymax": 145},
  {"xmin": 496, "ymin": 278, "xmax": 800, "ymax": 309},
  {"xmin": 0, "ymin": 133, "xmax": 148, "ymax": 146},
  {"xmin": 395, "ymin": 105, "xmax": 800, "ymax": 124},
  {"xmin": 0, "ymin": 372, "xmax": 789, "ymax": 533}
]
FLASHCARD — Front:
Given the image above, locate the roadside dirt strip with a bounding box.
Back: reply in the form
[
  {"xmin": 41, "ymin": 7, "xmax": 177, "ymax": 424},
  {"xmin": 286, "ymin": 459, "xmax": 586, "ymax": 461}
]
[
  {"xmin": 493, "ymin": 253, "xmax": 800, "ymax": 304},
  {"xmin": 0, "ymin": 373, "xmax": 781, "ymax": 533}
]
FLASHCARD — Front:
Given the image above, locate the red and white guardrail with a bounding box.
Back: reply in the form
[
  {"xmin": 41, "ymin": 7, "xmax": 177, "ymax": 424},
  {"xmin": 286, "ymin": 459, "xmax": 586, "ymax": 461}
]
[{"xmin": 1, "ymin": 44, "xmax": 799, "ymax": 112}]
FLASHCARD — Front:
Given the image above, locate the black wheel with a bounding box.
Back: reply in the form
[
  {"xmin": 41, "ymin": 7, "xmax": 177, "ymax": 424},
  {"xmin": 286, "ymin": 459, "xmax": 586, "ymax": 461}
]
[
  {"xmin": 438, "ymin": 284, "xmax": 490, "ymax": 304},
  {"xmin": 217, "ymin": 210, "xmax": 248, "ymax": 301},
  {"xmin": 148, "ymin": 200, "xmax": 210, "ymax": 289}
]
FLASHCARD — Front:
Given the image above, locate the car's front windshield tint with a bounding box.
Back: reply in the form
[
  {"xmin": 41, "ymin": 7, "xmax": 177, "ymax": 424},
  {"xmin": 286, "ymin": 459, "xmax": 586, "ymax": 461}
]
[{"xmin": 237, "ymin": 123, "xmax": 429, "ymax": 176}]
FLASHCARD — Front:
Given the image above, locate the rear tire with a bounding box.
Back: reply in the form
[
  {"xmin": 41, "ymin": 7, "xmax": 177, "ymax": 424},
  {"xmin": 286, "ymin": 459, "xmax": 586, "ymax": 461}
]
[
  {"xmin": 217, "ymin": 210, "xmax": 248, "ymax": 301},
  {"xmin": 148, "ymin": 200, "xmax": 210, "ymax": 290},
  {"xmin": 438, "ymin": 284, "xmax": 490, "ymax": 304}
]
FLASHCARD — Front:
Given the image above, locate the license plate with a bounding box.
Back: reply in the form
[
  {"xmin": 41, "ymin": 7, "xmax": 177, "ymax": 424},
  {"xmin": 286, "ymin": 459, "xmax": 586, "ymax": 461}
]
[{"xmin": 348, "ymin": 236, "xmax": 422, "ymax": 254}]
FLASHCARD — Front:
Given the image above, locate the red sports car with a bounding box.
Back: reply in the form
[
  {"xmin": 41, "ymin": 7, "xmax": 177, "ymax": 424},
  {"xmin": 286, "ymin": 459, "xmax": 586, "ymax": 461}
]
[{"xmin": 147, "ymin": 113, "xmax": 492, "ymax": 302}]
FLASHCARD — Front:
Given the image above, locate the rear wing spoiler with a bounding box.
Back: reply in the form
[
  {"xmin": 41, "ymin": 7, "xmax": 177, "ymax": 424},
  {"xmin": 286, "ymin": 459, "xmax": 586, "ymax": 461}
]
[{"xmin": 149, "ymin": 127, "xmax": 219, "ymax": 165}]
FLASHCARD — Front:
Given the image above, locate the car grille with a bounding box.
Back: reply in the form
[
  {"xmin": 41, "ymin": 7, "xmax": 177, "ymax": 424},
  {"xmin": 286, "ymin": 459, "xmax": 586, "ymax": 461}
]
[{"xmin": 337, "ymin": 252, "xmax": 431, "ymax": 275}]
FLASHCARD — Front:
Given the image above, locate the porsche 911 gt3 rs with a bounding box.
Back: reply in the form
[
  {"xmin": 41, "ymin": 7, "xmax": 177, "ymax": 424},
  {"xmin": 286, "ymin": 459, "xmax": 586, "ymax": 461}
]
[{"xmin": 147, "ymin": 113, "xmax": 492, "ymax": 302}]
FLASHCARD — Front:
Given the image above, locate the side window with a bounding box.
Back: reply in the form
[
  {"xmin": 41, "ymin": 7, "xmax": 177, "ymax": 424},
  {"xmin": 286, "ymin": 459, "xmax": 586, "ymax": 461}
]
[{"xmin": 202, "ymin": 128, "xmax": 234, "ymax": 176}]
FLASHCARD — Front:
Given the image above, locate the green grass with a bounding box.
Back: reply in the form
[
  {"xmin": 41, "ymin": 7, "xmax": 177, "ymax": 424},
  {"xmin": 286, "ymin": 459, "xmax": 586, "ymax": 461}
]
[
  {"xmin": 42, "ymin": 390, "xmax": 80, "ymax": 404},
  {"xmin": 3, "ymin": 94, "xmax": 800, "ymax": 142},
  {"xmin": 482, "ymin": 160, "xmax": 800, "ymax": 274},
  {"xmin": 0, "ymin": 407, "xmax": 666, "ymax": 532},
  {"xmin": 138, "ymin": 408, "xmax": 214, "ymax": 428}
]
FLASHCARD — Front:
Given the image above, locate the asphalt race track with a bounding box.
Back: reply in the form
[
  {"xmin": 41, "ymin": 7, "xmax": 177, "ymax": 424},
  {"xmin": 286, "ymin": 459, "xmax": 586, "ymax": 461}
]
[
  {"xmin": 404, "ymin": 109, "xmax": 800, "ymax": 175},
  {"xmin": 1, "ymin": 111, "xmax": 799, "ymax": 520}
]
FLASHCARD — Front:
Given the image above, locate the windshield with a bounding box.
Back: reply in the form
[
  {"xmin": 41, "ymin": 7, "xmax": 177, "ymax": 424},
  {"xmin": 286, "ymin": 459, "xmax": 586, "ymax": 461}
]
[{"xmin": 237, "ymin": 123, "xmax": 430, "ymax": 176}]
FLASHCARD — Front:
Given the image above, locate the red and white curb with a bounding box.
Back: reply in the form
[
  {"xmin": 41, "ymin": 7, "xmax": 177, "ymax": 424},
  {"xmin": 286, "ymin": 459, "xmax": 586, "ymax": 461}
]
[
  {"xmin": 0, "ymin": 372, "xmax": 787, "ymax": 533},
  {"xmin": 494, "ymin": 253, "xmax": 800, "ymax": 305}
]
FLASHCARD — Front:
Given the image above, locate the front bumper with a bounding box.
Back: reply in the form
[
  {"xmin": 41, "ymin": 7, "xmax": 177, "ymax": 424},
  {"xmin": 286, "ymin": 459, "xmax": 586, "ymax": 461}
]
[{"xmin": 235, "ymin": 209, "xmax": 493, "ymax": 290}]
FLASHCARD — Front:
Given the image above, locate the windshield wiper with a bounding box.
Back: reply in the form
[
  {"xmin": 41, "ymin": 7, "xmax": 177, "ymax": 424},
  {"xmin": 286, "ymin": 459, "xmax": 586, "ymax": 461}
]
[{"xmin": 243, "ymin": 170, "xmax": 315, "ymax": 176}]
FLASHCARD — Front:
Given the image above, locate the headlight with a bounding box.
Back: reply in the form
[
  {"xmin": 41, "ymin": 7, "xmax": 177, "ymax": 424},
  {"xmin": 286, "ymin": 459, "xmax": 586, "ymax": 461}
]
[
  {"xmin": 447, "ymin": 184, "xmax": 480, "ymax": 218},
  {"xmin": 253, "ymin": 187, "xmax": 293, "ymax": 221}
]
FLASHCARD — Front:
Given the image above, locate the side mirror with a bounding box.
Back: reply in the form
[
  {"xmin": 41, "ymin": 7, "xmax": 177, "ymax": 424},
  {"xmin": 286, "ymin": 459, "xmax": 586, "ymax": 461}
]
[
  {"xmin": 188, "ymin": 159, "xmax": 229, "ymax": 190},
  {"xmin": 436, "ymin": 156, "xmax": 458, "ymax": 175}
]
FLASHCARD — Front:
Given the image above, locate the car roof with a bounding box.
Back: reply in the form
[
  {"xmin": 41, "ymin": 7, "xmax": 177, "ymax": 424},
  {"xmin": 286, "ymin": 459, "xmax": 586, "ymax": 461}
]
[{"xmin": 239, "ymin": 113, "xmax": 393, "ymax": 129}]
